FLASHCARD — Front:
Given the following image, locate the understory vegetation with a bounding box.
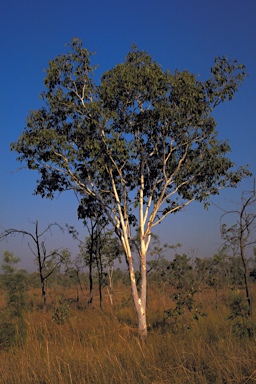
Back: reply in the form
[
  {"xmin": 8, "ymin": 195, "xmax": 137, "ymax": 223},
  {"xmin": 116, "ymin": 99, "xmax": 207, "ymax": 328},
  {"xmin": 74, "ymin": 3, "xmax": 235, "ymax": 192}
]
[{"xmin": 0, "ymin": 256, "xmax": 256, "ymax": 384}]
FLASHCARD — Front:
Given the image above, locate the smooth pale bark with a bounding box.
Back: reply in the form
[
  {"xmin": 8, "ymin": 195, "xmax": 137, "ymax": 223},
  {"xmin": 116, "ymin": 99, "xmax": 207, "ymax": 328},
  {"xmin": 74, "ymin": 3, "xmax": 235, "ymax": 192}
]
[
  {"xmin": 138, "ymin": 250, "xmax": 147, "ymax": 337},
  {"xmin": 120, "ymin": 231, "xmax": 148, "ymax": 337}
]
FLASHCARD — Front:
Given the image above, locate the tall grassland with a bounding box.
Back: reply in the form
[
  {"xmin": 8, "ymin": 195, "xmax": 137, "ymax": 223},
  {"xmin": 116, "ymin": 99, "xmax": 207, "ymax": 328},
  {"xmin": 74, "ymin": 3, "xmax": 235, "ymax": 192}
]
[{"xmin": 0, "ymin": 284, "xmax": 256, "ymax": 383}]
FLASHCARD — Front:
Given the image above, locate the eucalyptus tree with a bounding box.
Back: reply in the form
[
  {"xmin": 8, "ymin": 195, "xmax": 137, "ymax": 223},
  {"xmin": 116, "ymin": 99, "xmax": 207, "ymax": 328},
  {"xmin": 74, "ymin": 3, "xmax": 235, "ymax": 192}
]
[
  {"xmin": 11, "ymin": 38, "xmax": 248, "ymax": 336},
  {"xmin": 83, "ymin": 229, "xmax": 122, "ymax": 308},
  {"xmin": 67, "ymin": 205, "xmax": 122, "ymax": 307}
]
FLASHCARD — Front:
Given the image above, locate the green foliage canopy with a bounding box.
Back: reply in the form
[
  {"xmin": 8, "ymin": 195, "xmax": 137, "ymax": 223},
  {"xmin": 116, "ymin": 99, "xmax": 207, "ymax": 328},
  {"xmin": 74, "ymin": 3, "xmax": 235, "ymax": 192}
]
[{"xmin": 11, "ymin": 38, "xmax": 248, "ymax": 238}]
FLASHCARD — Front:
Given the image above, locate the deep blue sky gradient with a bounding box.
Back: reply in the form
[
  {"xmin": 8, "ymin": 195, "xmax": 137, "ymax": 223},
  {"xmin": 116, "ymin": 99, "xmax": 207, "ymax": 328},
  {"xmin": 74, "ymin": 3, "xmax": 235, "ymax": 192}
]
[{"xmin": 1, "ymin": 0, "xmax": 255, "ymax": 270}]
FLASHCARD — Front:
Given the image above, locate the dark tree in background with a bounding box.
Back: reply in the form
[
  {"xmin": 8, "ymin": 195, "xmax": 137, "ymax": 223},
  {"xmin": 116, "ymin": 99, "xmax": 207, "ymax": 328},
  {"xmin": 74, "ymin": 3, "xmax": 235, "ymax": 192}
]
[
  {"xmin": 11, "ymin": 39, "xmax": 249, "ymax": 337},
  {"xmin": 0, "ymin": 221, "xmax": 68, "ymax": 308},
  {"xmin": 221, "ymin": 183, "xmax": 256, "ymax": 317}
]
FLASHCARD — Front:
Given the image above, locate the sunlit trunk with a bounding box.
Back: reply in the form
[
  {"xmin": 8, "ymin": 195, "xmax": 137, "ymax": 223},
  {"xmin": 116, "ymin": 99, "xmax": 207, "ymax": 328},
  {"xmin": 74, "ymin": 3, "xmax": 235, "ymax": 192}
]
[{"xmin": 123, "ymin": 235, "xmax": 148, "ymax": 338}]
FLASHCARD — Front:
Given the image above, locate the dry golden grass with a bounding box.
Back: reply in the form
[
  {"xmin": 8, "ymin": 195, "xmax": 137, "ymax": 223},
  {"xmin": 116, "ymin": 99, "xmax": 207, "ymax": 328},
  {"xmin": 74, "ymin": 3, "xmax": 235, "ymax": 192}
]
[
  {"xmin": 0, "ymin": 290, "xmax": 7, "ymax": 310},
  {"xmin": 0, "ymin": 284, "xmax": 256, "ymax": 383}
]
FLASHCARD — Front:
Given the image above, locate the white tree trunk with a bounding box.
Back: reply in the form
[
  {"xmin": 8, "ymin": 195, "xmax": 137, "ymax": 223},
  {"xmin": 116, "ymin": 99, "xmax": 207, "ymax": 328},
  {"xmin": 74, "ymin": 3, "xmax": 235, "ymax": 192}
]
[{"xmin": 122, "ymin": 233, "xmax": 148, "ymax": 337}]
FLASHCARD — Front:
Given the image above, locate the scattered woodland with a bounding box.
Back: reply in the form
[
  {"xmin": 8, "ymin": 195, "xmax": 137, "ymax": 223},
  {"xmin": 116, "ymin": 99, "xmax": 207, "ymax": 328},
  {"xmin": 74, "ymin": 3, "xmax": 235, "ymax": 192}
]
[
  {"xmin": 2, "ymin": 39, "xmax": 256, "ymax": 383},
  {"xmin": 0, "ymin": 220, "xmax": 256, "ymax": 383}
]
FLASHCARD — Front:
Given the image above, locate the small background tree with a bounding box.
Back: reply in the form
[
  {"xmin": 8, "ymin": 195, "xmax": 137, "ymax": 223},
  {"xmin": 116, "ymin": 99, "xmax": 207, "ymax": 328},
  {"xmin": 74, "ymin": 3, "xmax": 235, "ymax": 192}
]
[
  {"xmin": 0, "ymin": 251, "xmax": 28, "ymax": 348},
  {"xmin": 221, "ymin": 182, "xmax": 256, "ymax": 318},
  {"xmin": 0, "ymin": 221, "xmax": 68, "ymax": 308}
]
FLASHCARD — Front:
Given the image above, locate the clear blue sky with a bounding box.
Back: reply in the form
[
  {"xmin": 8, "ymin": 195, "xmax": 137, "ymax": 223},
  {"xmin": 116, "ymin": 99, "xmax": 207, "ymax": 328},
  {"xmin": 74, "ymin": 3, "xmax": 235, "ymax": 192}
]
[{"xmin": 0, "ymin": 0, "xmax": 255, "ymax": 270}]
